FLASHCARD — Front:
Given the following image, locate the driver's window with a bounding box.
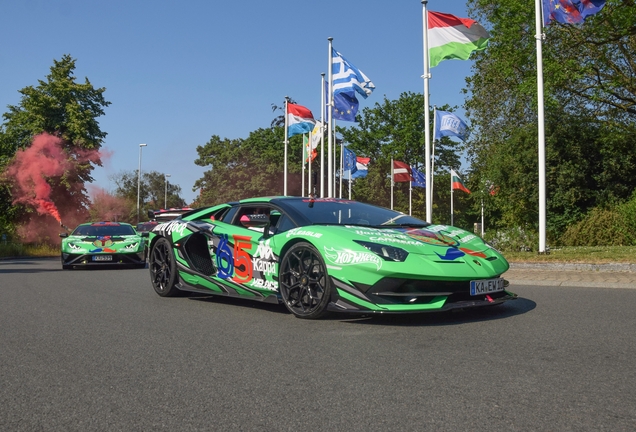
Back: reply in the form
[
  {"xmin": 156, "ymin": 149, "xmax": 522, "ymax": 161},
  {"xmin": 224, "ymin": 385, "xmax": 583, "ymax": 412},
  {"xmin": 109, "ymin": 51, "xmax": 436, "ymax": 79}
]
[
  {"xmin": 273, "ymin": 214, "xmax": 296, "ymax": 233},
  {"xmin": 218, "ymin": 207, "xmax": 238, "ymax": 223}
]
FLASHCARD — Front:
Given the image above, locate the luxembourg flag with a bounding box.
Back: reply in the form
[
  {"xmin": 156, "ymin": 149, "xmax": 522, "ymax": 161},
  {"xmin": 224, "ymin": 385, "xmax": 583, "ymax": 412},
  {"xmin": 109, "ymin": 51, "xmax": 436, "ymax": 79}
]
[
  {"xmin": 287, "ymin": 103, "xmax": 316, "ymax": 138},
  {"xmin": 427, "ymin": 11, "xmax": 490, "ymax": 68}
]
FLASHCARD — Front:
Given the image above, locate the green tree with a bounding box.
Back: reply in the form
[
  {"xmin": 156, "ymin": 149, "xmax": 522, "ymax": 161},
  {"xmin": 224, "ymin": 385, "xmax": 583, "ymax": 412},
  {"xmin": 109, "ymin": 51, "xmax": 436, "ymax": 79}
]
[
  {"xmin": 111, "ymin": 170, "xmax": 186, "ymax": 221},
  {"xmin": 0, "ymin": 54, "xmax": 110, "ymax": 172},
  {"xmin": 465, "ymin": 0, "xmax": 636, "ymax": 241},
  {"xmin": 338, "ymin": 92, "xmax": 468, "ymax": 226},
  {"xmin": 193, "ymin": 127, "xmax": 310, "ymax": 206},
  {"xmin": 0, "ymin": 55, "xmax": 110, "ymax": 238}
]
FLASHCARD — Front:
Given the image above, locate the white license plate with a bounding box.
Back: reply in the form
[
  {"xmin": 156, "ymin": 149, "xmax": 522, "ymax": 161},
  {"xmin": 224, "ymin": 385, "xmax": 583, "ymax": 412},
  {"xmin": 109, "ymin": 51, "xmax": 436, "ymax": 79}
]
[
  {"xmin": 470, "ymin": 278, "xmax": 504, "ymax": 296},
  {"xmin": 92, "ymin": 255, "xmax": 112, "ymax": 262}
]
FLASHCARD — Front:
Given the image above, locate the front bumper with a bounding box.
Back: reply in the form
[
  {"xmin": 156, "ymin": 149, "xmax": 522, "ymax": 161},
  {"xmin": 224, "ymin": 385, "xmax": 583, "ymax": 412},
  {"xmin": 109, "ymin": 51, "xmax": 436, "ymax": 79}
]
[
  {"xmin": 62, "ymin": 252, "xmax": 145, "ymax": 268},
  {"xmin": 328, "ymin": 276, "xmax": 517, "ymax": 314}
]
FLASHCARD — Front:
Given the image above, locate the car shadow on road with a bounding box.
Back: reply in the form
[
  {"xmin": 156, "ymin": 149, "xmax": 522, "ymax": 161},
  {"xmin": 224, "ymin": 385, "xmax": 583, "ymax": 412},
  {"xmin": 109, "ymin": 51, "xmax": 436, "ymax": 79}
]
[
  {"xmin": 186, "ymin": 293, "xmax": 290, "ymax": 315},
  {"xmin": 0, "ymin": 258, "xmax": 56, "ymax": 274},
  {"xmin": 337, "ymin": 297, "xmax": 536, "ymax": 326},
  {"xmin": 185, "ymin": 292, "xmax": 536, "ymax": 324}
]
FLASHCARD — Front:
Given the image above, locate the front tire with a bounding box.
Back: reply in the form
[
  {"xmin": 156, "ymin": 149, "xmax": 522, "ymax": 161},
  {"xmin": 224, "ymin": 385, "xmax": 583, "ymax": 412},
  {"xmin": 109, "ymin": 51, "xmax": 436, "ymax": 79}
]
[
  {"xmin": 279, "ymin": 242, "xmax": 332, "ymax": 319},
  {"xmin": 61, "ymin": 254, "xmax": 71, "ymax": 270},
  {"xmin": 149, "ymin": 238, "xmax": 180, "ymax": 297}
]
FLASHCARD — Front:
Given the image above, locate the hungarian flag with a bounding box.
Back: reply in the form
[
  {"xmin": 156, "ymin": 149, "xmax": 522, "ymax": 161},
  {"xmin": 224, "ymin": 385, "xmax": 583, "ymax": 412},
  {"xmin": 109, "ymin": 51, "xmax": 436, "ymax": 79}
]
[
  {"xmin": 427, "ymin": 11, "xmax": 490, "ymax": 68},
  {"xmin": 451, "ymin": 169, "xmax": 471, "ymax": 194},
  {"xmin": 393, "ymin": 160, "xmax": 413, "ymax": 183}
]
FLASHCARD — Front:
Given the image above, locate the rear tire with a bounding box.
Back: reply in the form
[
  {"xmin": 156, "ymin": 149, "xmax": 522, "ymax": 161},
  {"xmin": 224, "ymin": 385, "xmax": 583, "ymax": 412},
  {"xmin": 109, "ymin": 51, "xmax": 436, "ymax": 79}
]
[
  {"xmin": 149, "ymin": 238, "xmax": 180, "ymax": 297},
  {"xmin": 279, "ymin": 242, "xmax": 332, "ymax": 319}
]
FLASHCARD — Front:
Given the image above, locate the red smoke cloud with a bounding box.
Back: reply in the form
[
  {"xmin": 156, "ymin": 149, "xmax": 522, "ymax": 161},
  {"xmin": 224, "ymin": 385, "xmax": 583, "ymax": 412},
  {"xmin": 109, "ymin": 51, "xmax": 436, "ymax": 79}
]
[
  {"xmin": 88, "ymin": 186, "xmax": 133, "ymax": 222},
  {"xmin": 4, "ymin": 132, "xmax": 106, "ymax": 244},
  {"xmin": 6, "ymin": 133, "xmax": 70, "ymax": 222}
]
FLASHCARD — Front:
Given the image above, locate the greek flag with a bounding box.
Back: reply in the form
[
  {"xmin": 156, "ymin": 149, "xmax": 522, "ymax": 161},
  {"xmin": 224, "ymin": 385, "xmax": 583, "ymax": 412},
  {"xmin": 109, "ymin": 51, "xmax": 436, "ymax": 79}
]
[{"xmin": 332, "ymin": 49, "xmax": 375, "ymax": 99}]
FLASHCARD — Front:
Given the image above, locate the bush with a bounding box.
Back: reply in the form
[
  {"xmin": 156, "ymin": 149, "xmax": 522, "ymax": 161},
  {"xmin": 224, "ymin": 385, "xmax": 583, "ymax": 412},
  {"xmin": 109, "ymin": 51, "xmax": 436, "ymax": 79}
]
[
  {"xmin": 560, "ymin": 205, "xmax": 635, "ymax": 246},
  {"xmin": 484, "ymin": 226, "xmax": 540, "ymax": 252},
  {"xmin": 0, "ymin": 242, "xmax": 58, "ymax": 258},
  {"xmin": 0, "ymin": 242, "xmax": 26, "ymax": 258}
]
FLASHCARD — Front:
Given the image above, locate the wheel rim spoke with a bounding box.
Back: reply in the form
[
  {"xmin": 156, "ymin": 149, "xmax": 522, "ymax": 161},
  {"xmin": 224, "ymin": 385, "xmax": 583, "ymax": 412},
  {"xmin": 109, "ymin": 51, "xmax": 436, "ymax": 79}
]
[
  {"xmin": 151, "ymin": 243, "xmax": 173, "ymax": 292},
  {"xmin": 281, "ymin": 246, "xmax": 328, "ymax": 316}
]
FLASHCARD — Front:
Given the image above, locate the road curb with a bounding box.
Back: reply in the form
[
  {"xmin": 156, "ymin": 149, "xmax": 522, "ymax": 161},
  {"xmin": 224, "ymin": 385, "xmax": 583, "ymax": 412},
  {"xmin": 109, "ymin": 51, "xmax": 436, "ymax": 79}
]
[
  {"xmin": 509, "ymin": 262, "xmax": 636, "ymax": 273},
  {"xmin": 506, "ymin": 278, "xmax": 636, "ymax": 289}
]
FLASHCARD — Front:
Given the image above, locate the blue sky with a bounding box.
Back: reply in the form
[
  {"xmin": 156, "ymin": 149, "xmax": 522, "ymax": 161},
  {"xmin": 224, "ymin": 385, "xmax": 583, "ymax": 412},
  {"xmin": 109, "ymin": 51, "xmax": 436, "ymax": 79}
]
[{"xmin": 1, "ymin": 0, "xmax": 480, "ymax": 205}]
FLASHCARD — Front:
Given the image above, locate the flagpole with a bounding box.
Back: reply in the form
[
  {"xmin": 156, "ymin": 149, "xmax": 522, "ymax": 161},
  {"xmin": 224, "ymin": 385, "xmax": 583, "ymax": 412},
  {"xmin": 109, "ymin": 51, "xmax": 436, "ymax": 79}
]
[
  {"xmin": 391, "ymin": 158, "xmax": 394, "ymax": 210},
  {"xmin": 333, "ymin": 118, "xmax": 338, "ymax": 197},
  {"xmin": 409, "ymin": 180, "xmax": 413, "ymax": 216},
  {"xmin": 307, "ymin": 131, "xmax": 312, "ymax": 196},
  {"xmin": 422, "ymin": 0, "xmax": 432, "ymax": 223},
  {"xmin": 284, "ymin": 97, "xmax": 289, "ymax": 196},
  {"xmin": 481, "ymin": 198, "xmax": 485, "ymax": 237},
  {"xmin": 327, "ymin": 37, "xmax": 334, "ymax": 198},
  {"xmin": 535, "ymin": 0, "xmax": 547, "ymax": 253},
  {"xmin": 339, "ymin": 138, "xmax": 344, "ymax": 198},
  {"xmin": 302, "ymin": 134, "xmax": 306, "ymax": 197},
  {"xmin": 308, "ymin": 137, "xmax": 312, "ymax": 196},
  {"xmin": 349, "ymin": 170, "xmax": 352, "ymax": 200},
  {"xmin": 450, "ymin": 170, "xmax": 454, "ymax": 226},
  {"xmin": 431, "ymin": 107, "xmax": 436, "ymax": 217},
  {"xmin": 320, "ymin": 73, "xmax": 326, "ymax": 198}
]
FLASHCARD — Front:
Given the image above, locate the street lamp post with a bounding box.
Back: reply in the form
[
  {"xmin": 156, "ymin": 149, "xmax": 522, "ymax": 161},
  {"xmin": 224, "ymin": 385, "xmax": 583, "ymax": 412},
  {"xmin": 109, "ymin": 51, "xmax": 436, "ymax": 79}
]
[
  {"xmin": 137, "ymin": 143, "xmax": 147, "ymax": 224},
  {"xmin": 164, "ymin": 174, "xmax": 171, "ymax": 209}
]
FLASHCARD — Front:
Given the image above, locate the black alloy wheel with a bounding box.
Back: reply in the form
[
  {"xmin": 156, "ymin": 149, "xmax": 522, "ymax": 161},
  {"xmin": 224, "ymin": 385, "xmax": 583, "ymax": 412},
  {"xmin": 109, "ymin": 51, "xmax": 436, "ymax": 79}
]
[
  {"xmin": 279, "ymin": 242, "xmax": 331, "ymax": 319},
  {"xmin": 149, "ymin": 237, "xmax": 180, "ymax": 297}
]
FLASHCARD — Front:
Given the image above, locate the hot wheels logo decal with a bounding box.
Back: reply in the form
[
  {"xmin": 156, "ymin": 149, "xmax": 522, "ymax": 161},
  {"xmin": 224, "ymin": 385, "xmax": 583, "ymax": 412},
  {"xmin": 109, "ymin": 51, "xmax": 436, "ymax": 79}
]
[{"xmin": 323, "ymin": 246, "xmax": 382, "ymax": 270}]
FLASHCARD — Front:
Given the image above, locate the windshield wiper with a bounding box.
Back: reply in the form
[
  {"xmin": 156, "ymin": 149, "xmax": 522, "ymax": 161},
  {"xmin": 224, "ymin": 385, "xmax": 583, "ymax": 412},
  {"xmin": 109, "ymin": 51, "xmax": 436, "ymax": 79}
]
[
  {"xmin": 389, "ymin": 222, "xmax": 430, "ymax": 227},
  {"xmin": 311, "ymin": 222, "xmax": 372, "ymax": 227},
  {"xmin": 380, "ymin": 214, "xmax": 409, "ymax": 225}
]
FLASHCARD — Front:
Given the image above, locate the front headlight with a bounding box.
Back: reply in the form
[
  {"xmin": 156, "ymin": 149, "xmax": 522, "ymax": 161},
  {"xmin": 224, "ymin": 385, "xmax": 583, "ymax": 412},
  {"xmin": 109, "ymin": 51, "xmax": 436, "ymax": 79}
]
[{"xmin": 353, "ymin": 240, "xmax": 409, "ymax": 262}]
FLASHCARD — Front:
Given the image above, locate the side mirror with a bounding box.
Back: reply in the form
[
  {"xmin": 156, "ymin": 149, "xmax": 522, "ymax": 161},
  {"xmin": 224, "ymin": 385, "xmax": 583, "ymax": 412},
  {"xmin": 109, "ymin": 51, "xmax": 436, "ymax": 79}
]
[
  {"xmin": 59, "ymin": 233, "xmax": 68, "ymax": 238},
  {"xmin": 240, "ymin": 214, "xmax": 272, "ymax": 239},
  {"xmin": 141, "ymin": 232, "xmax": 149, "ymax": 237},
  {"xmin": 239, "ymin": 214, "xmax": 270, "ymax": 229},
  {"xmin": 147, "ymin": 209, "xmax": 156, "ymax": 219}
]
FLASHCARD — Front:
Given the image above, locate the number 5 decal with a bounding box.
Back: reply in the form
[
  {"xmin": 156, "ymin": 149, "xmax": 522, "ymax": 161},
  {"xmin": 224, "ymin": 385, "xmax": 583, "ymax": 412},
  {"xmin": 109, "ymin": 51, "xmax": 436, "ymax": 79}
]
[{"xmin": 232, "ymin": 235, "xmax": 253, "ymax": 283}]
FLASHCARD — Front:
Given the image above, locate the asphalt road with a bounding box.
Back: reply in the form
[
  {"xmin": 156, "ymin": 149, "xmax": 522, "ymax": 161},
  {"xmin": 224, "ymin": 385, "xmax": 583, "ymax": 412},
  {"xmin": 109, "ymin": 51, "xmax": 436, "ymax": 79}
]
[{"xmin": 1, "ymin": 258, "xmax": 635, "ymax": 431}]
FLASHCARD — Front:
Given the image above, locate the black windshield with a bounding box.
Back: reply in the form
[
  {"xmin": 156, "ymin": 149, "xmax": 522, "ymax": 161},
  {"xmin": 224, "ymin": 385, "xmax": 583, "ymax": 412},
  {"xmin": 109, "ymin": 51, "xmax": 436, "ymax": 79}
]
[
  {"xmin": 73, "ymin": 225, "xmax": 136, "ymax": 236},
  {"xmin": 281, "ymin": 199, "xmax": 429, "ymax": 227}
]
